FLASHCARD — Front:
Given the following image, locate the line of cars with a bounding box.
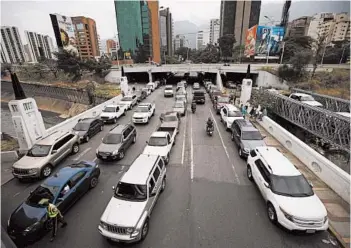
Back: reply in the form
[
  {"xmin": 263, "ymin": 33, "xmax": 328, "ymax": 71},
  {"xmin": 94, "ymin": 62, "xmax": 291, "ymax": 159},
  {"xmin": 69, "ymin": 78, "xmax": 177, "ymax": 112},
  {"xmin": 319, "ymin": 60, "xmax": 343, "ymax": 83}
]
[
  {"xmin": 8, "ymin": 85, "xmax": 162, "ymax": 246},
  {"xmin": 204, "ymin": 85, "xmax": 329, "ymax": 234}
]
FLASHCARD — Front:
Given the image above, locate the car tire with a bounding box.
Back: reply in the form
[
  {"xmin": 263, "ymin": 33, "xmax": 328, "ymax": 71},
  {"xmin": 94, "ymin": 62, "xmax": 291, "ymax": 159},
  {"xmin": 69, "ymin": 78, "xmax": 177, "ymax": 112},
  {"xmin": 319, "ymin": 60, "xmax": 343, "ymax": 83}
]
[
  {"xmin": 247, "ymin": 165, "xmax": 253, "ymax": 181},
  {"xmin": 41, "ymin": 164, "xmax": 53, "ymax": 178},
  {"xmin": 85, "ymin": 135, "xmax": 90, "ymax": 142},
  {"xmin": 140, "ymin": 218, "xmax": 149, "ymax": 241},
  {"xmin": 165, "ymin": 153, "xmax": 170, "ymax": 165},
  {"xmin": 132, "ymin": 135, "xmax": 137, "ymax": 144},
  {"xmin": 161, "ymin": 177, "xmax": 166, "ymax": 192},
  {"xmin": 239, "ymin": 148, "xmax": 244, "ymax": 158},
  {"xmin": 113, "ymin": 118, "xmax": 117, "ymax": 124},
  {"xmin": 267, "ymin": 203, "xmax": 278, "ymax": 224},
  {"xmin": 100, "ymin": 125, "xmax": 103, "ymax": 131},
  {"xmin": 119, "ymin": 150, "xmax": 125, "ymax": 160},
  {"xmin": 123, "ymin": 111, "xmax": 126, "ymax": 116},
  {"xmin": 231, "ymin": 133, "xmax": 235, "ymax": 141},
  {"xmin": 71, "ymin": 143, "xmax": 79, "ymax": 154},
  {"xmin": 89, "ymin": 176, "xmax": 99, "ymax": 189}
]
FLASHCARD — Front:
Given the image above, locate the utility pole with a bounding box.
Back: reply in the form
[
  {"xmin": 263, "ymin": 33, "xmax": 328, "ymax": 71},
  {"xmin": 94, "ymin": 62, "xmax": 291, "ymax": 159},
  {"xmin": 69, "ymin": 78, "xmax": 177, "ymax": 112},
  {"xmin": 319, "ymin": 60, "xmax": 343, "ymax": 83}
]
[{"xmin": 280, "ymin": 41, "xmax": 285, "ymax": 64}]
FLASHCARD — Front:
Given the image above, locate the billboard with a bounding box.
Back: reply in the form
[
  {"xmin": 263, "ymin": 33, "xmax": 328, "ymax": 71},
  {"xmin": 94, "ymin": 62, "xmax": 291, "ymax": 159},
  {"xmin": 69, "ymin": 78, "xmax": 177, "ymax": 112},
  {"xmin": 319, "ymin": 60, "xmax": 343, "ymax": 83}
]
[
  {"xmin": 51, "ymin": 14, "xmax": 78, "ymax": 54},
  {"xmin": 255, "ymin": 26, "xmax": 285, "ymax": 57},
  {"xmin": 244, "ymin": 25, "xmax": 258, "ymax": 57}
]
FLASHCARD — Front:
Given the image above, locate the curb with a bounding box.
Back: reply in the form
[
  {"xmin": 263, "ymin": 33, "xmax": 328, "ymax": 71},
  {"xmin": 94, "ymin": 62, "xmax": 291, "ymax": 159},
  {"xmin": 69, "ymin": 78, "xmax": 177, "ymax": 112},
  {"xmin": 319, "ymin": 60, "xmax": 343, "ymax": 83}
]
[{"xmin": 329, "ymin": 224, "xmax": 348, "ymax": 248}]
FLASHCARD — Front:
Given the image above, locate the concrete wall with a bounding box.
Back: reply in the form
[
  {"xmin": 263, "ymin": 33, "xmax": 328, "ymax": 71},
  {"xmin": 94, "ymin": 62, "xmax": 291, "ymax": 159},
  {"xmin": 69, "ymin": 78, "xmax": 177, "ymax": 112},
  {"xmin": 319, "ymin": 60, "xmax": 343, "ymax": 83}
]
[
  {"xmin": 46, "ymin": 95, "xmax": 123, "ymax": 135},
  {"xmin": 256, "ymin": 71, "xmax": 289, "ymax": 89},
  {"xmin": 105, "ymin": 70, "xmax": 122, "ymax": 83},
  {"xmin": 260, "ymin": 116, "xmax": 350, "ymax": 204},
  {"xmin": 1, "ymin": 151, "xmax": 18, "ymax": 162},
  {"xmin": 216, "ymin": 71, "xmax": 224, "ymax": 91}
]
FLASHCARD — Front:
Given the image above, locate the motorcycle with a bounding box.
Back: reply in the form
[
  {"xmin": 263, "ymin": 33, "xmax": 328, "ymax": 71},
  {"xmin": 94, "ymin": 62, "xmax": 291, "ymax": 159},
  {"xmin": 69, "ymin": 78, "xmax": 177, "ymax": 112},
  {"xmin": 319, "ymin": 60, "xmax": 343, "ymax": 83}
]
[
  {"xmin": 206, "ymin": 126, "xmax": 214, "ymax": 136},
  {"xmin": 192, "ymin": 107, "xmax": 196, "ymax": 113}
]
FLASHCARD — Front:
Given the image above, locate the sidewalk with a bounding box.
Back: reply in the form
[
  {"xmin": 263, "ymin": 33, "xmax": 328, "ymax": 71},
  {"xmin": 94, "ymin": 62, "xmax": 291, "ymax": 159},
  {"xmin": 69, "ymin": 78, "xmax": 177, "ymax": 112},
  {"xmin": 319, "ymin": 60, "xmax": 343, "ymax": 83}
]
[
  {"xmin": 1, "ymin": 159, "xmax": 14, "ymax": 186},
  {"xmin": 254, "ymin": 120, "xmax": 350, "ymax": 248}
]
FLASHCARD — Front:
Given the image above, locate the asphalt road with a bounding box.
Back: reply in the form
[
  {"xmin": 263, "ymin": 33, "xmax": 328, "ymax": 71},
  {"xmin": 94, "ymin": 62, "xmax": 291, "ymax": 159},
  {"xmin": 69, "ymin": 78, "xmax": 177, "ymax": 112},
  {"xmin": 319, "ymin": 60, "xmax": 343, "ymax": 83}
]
[{"xmin": 1, "ymin": 86, "xmax": 339, "ymax": 248}]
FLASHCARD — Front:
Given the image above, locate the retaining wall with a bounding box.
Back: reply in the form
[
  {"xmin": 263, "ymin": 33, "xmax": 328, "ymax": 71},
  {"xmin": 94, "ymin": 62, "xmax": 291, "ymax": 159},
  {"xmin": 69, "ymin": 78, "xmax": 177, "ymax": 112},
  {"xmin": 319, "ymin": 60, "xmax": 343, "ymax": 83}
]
[
  {"xmin": 1, "ymin": 151, "xmax": 18, "ymax": 163},
  {"xmin": 260, "ymin": 116, "xmax": 350, "ymax": 204}
]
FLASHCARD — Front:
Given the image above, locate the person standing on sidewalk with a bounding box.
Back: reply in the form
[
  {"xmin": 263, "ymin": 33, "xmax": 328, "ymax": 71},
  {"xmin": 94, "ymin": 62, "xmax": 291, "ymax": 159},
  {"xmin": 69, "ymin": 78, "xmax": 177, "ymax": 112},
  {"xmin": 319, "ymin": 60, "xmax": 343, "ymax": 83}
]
[{"xmin": 43, "ymin": 201, "xmax": 67, "ymax": 242}]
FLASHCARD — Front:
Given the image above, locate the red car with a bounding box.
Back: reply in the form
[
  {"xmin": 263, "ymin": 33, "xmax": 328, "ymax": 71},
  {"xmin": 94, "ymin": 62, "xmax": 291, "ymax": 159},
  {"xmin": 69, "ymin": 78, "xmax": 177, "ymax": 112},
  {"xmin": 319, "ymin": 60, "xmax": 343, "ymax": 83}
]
[{"xmin": 213, "ymin": 96, "xmax": 231, "ymax": 114}]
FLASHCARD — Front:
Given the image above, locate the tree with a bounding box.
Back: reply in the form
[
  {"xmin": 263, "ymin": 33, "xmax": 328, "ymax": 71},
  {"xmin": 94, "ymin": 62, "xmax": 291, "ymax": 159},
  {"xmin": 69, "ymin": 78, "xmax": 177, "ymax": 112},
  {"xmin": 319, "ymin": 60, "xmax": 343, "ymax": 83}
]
[
  {"xmin": 53, "ymin": 49, "xmax": 81, "ymax": 77},
  {"xmin": 311, "ymin": 34, "xmax": 327, "ymax": 78},
  {"xmin": 175, "ymin": 47, "xmax": 190, "ymax": 61},
  {"xmin": 232, "ymin": 45, "xmax": 245, "ymax": 62},
  {"xmin": 282, "ymin": 36, "xmax": 314, "ymax": 62},
  {"xmin": 42, "ymin": 59, "xmax": 58, "ymax": 78},
  {"xmin": 218, "ymin": 34, "xmax": 235, "ymax": 61},
  {"xmin": 197, "ymin": 44, "xmax": 220, "ymax": 63},
  {"xmin": 1, "ymin": 63, "xmax": 12, "ymax": 77},
  {"xmin": 134, "ymin": 43, "xmax": 149, "ymax": 63}
]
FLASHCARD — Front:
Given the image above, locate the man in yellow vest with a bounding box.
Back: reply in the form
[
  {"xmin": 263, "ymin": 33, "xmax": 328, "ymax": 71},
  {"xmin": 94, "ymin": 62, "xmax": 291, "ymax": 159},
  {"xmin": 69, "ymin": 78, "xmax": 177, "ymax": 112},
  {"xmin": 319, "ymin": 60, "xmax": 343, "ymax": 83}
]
[{"xmin": 42, "ymin": 200, "xmax": 67, "ymax": 242}]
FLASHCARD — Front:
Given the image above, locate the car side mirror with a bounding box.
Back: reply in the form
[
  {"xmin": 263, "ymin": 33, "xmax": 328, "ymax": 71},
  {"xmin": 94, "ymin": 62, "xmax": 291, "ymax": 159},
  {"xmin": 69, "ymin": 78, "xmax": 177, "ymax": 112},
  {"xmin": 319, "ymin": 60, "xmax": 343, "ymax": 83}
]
[
  {"xmin": 51, "ymin": 150, "xmax": 57, "ymax": 154},
  {"xmin": 264, "ymin": 182, "xmax": 270, "ymax": 188},
  {"xmin": 150, "ymin": 191, "xmax": 157, "ymax": 197},
  {"xmin": 309, "ymin": 181, "xmax": 314, "ymax": 188},
  {"xmin": 57, "ymin": 198, "xmax": 64, "ymax": 203},
  {"xmin": 262, "ymin": 136, "xmax": 266, "ymax": 139},
  {"xmin": 236, "ymin": 134, "xmax": 240, "ymax": 137},
  {"xmin": 112, "ymin": 186, "xmax": 115, "ymax": 191},
  {"xmin": 146, "ymin": 141, "xmax": 148, "ymax": 144}
]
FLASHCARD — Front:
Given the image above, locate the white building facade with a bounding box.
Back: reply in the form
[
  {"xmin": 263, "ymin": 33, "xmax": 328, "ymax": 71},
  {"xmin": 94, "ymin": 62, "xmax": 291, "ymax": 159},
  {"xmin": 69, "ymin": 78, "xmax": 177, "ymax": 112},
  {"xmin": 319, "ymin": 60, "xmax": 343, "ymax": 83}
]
[
  {"xmin": 196, "ymin": 30, "xmax": 210, "ymax": 50},
  {"xmin": 209, "ymin": 19, "xmax": 220, "ymax": 45},
  {"xmin": 25, "ymin": 31, "xmax": 54, "ymax": 62},
  {"xmin": 1, "ymin": 26, "xmax": 26, "ymax": 64}
]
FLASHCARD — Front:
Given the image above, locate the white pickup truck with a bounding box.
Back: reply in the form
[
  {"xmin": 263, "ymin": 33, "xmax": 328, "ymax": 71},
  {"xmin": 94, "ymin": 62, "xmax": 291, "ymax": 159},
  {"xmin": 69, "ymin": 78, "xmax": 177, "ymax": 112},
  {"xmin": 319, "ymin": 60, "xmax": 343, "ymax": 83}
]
[
  {"xmin": 143, "ymin": 127, "xmax": 177, "ymax": 164},
  {"xmin": 132, "ymin": 102, "xmax": 156, "ymax": 124},
  {"xmin": 100, "ymin": 104, "xmax": 126, "ymax": 124}
]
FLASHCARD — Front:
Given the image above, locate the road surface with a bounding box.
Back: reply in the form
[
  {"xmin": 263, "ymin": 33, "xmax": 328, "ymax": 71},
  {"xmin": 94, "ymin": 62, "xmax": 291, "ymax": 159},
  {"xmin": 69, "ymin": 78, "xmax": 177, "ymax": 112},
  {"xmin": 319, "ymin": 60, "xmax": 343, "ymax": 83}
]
[{"xmin": 1, "ymin": 86, "xmax": 339, "ymax": 248}]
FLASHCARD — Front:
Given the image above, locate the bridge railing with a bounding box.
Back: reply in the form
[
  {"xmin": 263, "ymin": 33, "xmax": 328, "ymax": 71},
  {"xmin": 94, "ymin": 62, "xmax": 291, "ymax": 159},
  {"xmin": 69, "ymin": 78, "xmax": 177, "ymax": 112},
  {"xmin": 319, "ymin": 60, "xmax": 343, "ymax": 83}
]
[
  {"xmin": 251, "ymin": 89, "xmax": 350, "ymax": 153},
  {"xmin": 292, "ymin": 88, "xmax": 350, "ymax": 112}
]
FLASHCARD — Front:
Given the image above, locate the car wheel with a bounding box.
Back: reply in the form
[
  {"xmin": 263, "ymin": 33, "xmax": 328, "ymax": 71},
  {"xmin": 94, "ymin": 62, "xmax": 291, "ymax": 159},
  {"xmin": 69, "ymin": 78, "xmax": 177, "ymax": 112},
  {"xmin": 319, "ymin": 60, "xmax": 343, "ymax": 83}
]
[
  {"xmin": 165, "ymin": 153, "xmax": 170, "ymax": 165},
  {"xmin": 85, "ymin": 135, "xmax": 90, "ymax": 142},
  {"xmin": 161, "ymin": 177, "xmax": 166, "ymax": 192},
  {"xmin": 123, "ymin": 111, "xmax": 126, "ymax": 116},
  {"xmin": 141, "ymin": 219, "xmax": 149, "ymax": 240},
  {"xmin": 247, "ymin": 165, "xmax": 253, "ymax": 181},
  {"xmin": 231, "ymin": 133, "xmax": 235, "ymax": 141},
  {"xmin": 239, "ymin": 148, "xmax": 243, "ymax": 158},
  {"xmin": 113, "ymin": 118, "xmax": 117, "ymax": 124},
  {"xmin": 89, "ymin": 176, "xmax": 99, "ymax": 189},
  {"xmin": 267, "ymin": 203, "xmax": 278, "ymax": 224},
  {"xmin": 132, "ymin": 135, "xmax": 137, "ymax": 144},
  {"xmin": 220, "ymin": 116, "xmax": 223, "ymax": 122},
  {"xmin": 72, "ymin": 143, "xmax": 79, "ymax": 154},
  {"xmin": 119, "ymin": 150, "xmax": 125, "ymax": 159},
  {"xmin": 100, "ymin": 125, "xmax": 103, "ymax": 131},
  {"xmin": 41, "ymin": 164, "xmax": 52, "ymax": 178}
]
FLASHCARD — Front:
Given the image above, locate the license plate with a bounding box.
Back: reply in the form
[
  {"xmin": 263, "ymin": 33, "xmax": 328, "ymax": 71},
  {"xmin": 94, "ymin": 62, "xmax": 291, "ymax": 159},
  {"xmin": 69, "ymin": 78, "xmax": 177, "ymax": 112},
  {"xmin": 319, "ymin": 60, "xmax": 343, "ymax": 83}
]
[
  {"xmin": 102, "ymin": 156, "xmax": 107, "ymax": 159},
  {"xmin": 306, "ymin": 229, "xmax": 315, "ymax": 233},
  {"xmin": 111, "ymin": 238, "xmax": 120, "ymax": 242}
]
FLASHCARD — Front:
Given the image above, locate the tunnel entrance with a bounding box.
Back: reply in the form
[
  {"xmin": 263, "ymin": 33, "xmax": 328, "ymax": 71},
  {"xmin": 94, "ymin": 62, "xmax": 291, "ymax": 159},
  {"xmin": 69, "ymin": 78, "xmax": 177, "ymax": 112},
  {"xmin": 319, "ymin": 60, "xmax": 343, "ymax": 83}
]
[
  {"xmin": 125, "ymin": 72, "xmax": 149, "ymax": 83},
  {"xmin": 224, "ymin": 72, "xmax": 258, "ymax": 87}
]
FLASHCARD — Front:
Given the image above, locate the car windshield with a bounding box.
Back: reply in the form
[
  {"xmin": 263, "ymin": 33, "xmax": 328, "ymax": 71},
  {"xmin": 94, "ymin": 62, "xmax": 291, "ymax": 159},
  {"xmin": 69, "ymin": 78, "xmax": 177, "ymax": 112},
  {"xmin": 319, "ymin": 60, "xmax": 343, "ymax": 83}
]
[
  {"xmin": 26, "ymin": 184, "xmax": 59, "ymax": 207},
  {"xmin": 242, "ymin": 131, "xmax": 262, "ymax": 140},
  {"xmin": 164, "ymin": 116, "xmax": 177, "ymax": 122},
  {"xmin": 270, "ymin": 175, "xmax": 314, "ymax": 197},
  {"xmin": 142, "ymin": 88, "xmax": 148, "ymax": 91},
  {"xmin": 218, "ymin": 97, "xmax": 230, "ymax": 103},
  {"xmin": 103, "ymin": 107, "xmax": 116, "ymax": 112},
  {"xmin": 102, "ymin": 133, "xmax": 122, "ymax": 144},
  {"xmin": 228, "ymin": 111, "xmax": 242, "ymax": 117},
  {"xmin": 27, "ymin": 145, "xmax": 51, "ymax": 157},
  {"xmin": 147, "ymin": 85, "xmax": 153, "ymax": 89},
  {"xmin": 135, "ymin": 107, "xmax": 149, "ymax": 113},
  {"xmin": 148, "ymin": 136, "xmax": 167, "ymax": 146},
  {"xmin": 174, "ymin": 103, "xmax": 184, "ymax": 108},
  {"xmin": 73, "ymin": 122, "xmax": 90, "ymax": 131},
  {"xmin": 114, "ymin": 182, "xmax": 147, "ymax": 201},
  {"xmin": 301, "ymin": 95, "xmax": 315, "ymax": 101},
  {"xmin": 122, "ymin": 97, "xmax": 132, "ymax": 101},
  {"xmin": 165, "ymin": 86, "xmax": 172, "ymax": 90}
]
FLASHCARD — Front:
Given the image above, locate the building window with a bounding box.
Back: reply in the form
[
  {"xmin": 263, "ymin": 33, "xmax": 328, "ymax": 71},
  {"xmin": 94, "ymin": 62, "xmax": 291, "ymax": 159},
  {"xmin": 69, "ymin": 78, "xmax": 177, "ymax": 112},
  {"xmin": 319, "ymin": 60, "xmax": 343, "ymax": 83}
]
[{"xmin": 11, "ymin": 105, "xmax": 18, "ymax": 112}]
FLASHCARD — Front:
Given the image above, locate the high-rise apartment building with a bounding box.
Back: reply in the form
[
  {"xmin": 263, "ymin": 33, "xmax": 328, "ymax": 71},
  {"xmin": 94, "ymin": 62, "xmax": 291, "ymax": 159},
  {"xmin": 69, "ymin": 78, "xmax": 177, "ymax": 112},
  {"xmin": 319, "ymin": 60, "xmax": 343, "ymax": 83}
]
[
  {"xmin": 209, "ymin": 19, "xmax": 220, "ymax": 45},
  {"xmin": 106, "ymin": 39, "xmax": 117, "ymax": 55},
  {"xmin": 71, "ymin": 16, "xmax": 100, "ymax": 59},
  {"xmin": 331, "ymin": 13, "xmax": 350, "ymax": 43},
  {"xmin": 160, "ymin": 7, "xmax": 173, "ymax": 56},
  {"xmin": 286, "ymin": 16, "xmax": 312, "ymax": 37},
  {"xmin": 140, "ymin": 1, "xmax": 153, "ymax": 61},
  {"xmin": 114, "ymin": 1, "xmax": 143, "ymax": 56},
  {"xmin": 219, "ymin": 0, "xmax": 261, "ymax": 46},
  {"xmin": 0, "ymin": 26, "xmax": 26, "ymax": 64},
  {"xmin": 196, "ymin": 30, "xmax": 210, "ymax": 50},
  {"xmin": 23, "ymin": 44, "xmax": 33, "ymax": 62},
  {"xmin": 25, "ymin": 31, "xmax": 54, "ymax": 62},
  {"xmin": 174, "ymin": 34, "xmax": 185, "ymax": 51},
  {"xmin": 147, "ymin": 0, "xmax": 161, "ymax": 63}
]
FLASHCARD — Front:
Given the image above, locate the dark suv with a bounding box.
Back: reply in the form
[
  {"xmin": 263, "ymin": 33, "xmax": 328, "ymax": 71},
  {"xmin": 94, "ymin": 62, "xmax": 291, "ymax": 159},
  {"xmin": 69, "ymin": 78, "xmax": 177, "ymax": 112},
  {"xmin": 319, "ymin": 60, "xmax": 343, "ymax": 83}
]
[
  {"xmin": 96, "ymin": 124, "xmax": 137, "ymax": 160},
  {"xmin": 193, "ymin": 90, "xmax": 205, "ymax": 104},
  {"xmin": 73, "ymin": 118, "xmax": 104, "ymax": 143},
  {"xmin": 231, "ymin": 119, "xmax": 266, "ymax": 158}
]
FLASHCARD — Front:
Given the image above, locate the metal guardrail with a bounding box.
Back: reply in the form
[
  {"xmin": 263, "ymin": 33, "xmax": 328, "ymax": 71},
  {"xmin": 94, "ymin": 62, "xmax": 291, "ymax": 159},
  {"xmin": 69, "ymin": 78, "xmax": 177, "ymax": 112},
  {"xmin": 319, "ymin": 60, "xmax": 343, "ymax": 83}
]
[
  {"xmin": 292, "ymin": 88, "xmax": 350, "ymax": 112},
  {"xmin": 251, "ymin": 89, "xmax": 350, "ymax": 153}
]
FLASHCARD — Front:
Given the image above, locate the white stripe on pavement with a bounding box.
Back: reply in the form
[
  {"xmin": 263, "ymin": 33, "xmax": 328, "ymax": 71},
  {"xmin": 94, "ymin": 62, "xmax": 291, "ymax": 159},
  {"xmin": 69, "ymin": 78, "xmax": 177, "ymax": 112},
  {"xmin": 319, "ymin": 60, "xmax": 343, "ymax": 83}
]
[
  {"xmin": 73, "ymin": 147, "xmax": 91, "ymax": 161},
  {"xmin": 190, "ymin": 113, "xmax": 194, "ymax": 181},
  {"xmin": 181, "ymin": 113, "xmax": 187, "ymax": 165}
]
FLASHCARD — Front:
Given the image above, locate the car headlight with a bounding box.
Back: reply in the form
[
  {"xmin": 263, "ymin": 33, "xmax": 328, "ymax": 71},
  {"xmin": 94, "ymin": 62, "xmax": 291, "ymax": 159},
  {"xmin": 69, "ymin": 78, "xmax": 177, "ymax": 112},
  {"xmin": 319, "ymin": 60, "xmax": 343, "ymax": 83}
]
[
  {"xmin": 24, "ymin": 221, "xmax": 41, "ymax": 233},
  {"xmin": 112, "ymin": 150, "xmax": 119, "ymax": 155},
  {"xmin": 74, "ymin": 131, "xmax": 79, "ymax": 135},
  {"xmin": 279, "ymin": 207, "xmax": 294, "ymax": 222},
  {"xmin": 126, "ymin": 227, "xmax": 134, "ymax": 234},
  {"xmin": 243, "ymin": 148, "xmax": 250, "ymax": 153},
  {"xmin": 28, "ymin": 168, "xmax": 37, "ymax": 174},
  {"xmin": 100, "ymin": 221, "xmax": 107, "ymax": 230},
  {"xmin": 324, "ymin": 216, "xmax": 328, "ymax": 223},
  {"xmin": 96, "ymin": 149, "xmax": 99, "ymax": 154}
]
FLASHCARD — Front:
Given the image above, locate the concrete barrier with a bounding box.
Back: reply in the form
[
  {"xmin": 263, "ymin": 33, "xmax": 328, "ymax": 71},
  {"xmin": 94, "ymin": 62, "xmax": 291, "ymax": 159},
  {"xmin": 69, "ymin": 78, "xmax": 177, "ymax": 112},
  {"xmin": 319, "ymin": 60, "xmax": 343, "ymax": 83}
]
[
  {"xmin": 1, "ymin": 151, "xmax": 18, "ymax": 163},
  {"xmin": 259, "ymin": 116, "xmax": 350, "ymax": 204},
  {"xmin": 46, "ymin": 95, "xmax": 122, "ymax": 135}
]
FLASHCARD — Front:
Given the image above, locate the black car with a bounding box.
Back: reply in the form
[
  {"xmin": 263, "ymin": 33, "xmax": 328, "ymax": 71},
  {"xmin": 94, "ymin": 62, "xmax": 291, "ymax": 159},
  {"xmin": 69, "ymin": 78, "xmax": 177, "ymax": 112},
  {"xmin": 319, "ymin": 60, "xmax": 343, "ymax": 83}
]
[
  {"xmin": 73, "ymin": 118, "xmax": 104, "ymax": 143},
  {"xmin": 193, "ymin": 90, "xmax": 205, "ymax": 104},
  {"xmin": 7, "ymin": 161, "xmax": 100, "ymax": 246},
  {"xmin": 96, "ymin": 124, "xmax": 137, "ymax": 160}
]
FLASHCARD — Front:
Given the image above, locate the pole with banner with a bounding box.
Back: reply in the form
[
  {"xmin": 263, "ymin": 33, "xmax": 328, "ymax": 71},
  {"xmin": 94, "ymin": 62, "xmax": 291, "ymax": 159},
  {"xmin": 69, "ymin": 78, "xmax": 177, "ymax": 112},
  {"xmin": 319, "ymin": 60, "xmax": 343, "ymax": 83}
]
[{"xmin": 280, "ymin": 41, "xmax": 285, "ymax": 64}]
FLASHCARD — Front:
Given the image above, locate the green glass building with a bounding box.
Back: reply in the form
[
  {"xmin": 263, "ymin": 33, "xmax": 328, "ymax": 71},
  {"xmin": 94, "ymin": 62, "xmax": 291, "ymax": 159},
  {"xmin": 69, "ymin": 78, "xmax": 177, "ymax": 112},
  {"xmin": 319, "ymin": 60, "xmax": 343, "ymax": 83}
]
[
  {"xmin": 114, "ymin": 0, "xmax": 143, "ymax": 56},
  {"xmin": 140, "ymin": 1, "xmax": 152, "ymax": 59}
]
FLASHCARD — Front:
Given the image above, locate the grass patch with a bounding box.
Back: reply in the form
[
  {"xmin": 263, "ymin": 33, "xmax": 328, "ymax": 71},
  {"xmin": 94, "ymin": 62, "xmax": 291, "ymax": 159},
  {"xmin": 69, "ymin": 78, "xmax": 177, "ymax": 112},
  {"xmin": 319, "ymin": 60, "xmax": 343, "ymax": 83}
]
[
  {"xmin": 1, "ymin": 139, "xmax": 19, "ymax": 151},
  {"xmin": 94, "ymin": 84, "xmax": 121, "ymax": 98}
]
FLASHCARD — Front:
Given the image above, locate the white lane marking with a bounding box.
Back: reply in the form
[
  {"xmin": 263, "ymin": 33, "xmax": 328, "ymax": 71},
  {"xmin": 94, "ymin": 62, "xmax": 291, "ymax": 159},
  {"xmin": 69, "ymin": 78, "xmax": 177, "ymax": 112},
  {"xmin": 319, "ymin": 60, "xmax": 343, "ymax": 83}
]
[
  {"xmin": 13, "ymin": 192, "xmax": 20, "ymax": 197},
  {"xmin": 73, "ymin": 147, "xmax": 91, "ymax": 160},
  {"xmin": 181, "ymin": 113, "xmax": 187, "ymax": 165},
  {"xmin": 93, "ymin": 157, "xmax": 97, "ymax": 162},
  {"xmin": 190, "ymin": 113, "xmax": 194, "ymax": 181},
  {"xmin": 209, "ymin": 108, "xmax": 240, "ymax": 184},
  {"xmin": 121, "ymin": 165, "xmax": 125, "ymax": 170}
]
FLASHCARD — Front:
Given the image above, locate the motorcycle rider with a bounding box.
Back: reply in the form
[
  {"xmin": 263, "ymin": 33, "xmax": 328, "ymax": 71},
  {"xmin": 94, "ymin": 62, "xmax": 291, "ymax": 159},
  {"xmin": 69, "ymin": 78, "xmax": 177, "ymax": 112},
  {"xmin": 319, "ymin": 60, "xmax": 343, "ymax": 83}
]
[
  {"xmin": 191, "ymin": 100, "xmax": 196, "ymax": 112},
  {"xmin": 206, "ymin": 117, "xmax": 214, "ymax": 131}
]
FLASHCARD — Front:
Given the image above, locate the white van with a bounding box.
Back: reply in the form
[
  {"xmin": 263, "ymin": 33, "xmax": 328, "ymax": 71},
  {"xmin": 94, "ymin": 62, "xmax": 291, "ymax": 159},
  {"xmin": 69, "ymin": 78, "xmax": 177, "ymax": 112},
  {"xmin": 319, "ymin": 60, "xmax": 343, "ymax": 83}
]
[
  {"xmin": 98, "ymin": 154, "xmax": 166, "ymax": 243},
  {"xmin": 146, "ymin": 82, "xmax": 155, "ymax": 92}
]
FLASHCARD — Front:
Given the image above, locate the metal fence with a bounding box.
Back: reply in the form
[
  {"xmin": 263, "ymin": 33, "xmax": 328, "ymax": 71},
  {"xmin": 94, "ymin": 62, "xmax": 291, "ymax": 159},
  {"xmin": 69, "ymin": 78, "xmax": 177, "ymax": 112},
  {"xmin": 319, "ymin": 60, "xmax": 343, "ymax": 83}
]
[{"xmin": 251, "ymin": 89, "xmax": 350, "ymax": 153}]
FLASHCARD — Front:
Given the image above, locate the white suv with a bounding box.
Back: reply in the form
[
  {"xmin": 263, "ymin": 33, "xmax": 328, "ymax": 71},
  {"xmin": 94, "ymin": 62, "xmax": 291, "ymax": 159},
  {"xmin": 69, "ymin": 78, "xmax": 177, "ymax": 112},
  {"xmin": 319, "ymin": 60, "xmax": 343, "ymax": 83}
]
[
  {"xmin": 246, "ymin": 147, "xmax": 328, "ymax": 232},
  {"xmin": 220, "ymin": 104, "xmax": 244, "ymax": 130},
  {"xmin": 98, "ymin": 154, "xmax": 166, "ymax": 243}
]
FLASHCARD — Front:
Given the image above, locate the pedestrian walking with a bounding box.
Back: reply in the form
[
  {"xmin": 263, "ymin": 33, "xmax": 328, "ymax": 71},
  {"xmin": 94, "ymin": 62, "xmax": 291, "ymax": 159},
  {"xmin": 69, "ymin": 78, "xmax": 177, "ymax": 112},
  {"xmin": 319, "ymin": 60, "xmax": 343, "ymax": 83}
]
[
  {"xmin": 241, "ymin": 104, "xmax": 247, "ymax": 119},
  {"xmin": 250, "ymin": 106, "xmax": 256, "ymax": 118},
  {"xmin": 258, "ymin": 107, "xmax": 267, "ymax": 121},
  {"xmin": 42, "ymin": 200, "xmax": 67, "ymax": 242}
]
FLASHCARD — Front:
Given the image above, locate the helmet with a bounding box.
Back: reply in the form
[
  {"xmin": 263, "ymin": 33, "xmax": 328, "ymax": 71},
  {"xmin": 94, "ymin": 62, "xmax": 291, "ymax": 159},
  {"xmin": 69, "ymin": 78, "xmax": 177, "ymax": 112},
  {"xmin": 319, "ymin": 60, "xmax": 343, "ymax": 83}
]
[{"xmin": 208, "ymin": 117, "xmax": 212, "ymax": 122}]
